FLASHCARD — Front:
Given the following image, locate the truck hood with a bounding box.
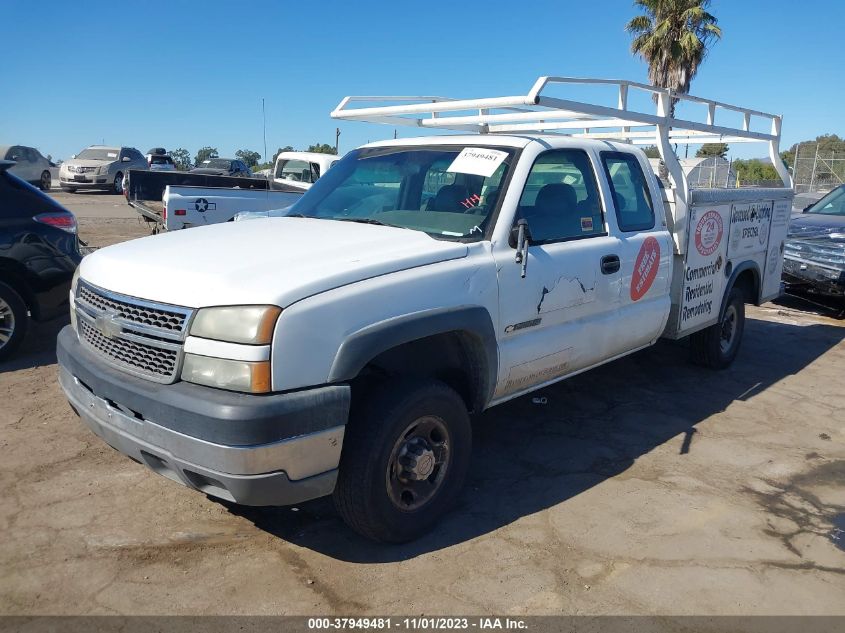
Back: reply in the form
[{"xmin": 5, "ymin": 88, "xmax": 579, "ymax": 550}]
[
  {"xmin": 788, "ymin": 212, "xmax": 845, "ymax": 239},
  {"xmin": 79, "ymin": 218, "xmax": 469, "ymax": 308}
]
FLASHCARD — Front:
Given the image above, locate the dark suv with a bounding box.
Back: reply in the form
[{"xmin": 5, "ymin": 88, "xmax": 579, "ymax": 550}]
[{"xmin": 0, "ymin": 161, "xmax": 83, "ymax": 360}]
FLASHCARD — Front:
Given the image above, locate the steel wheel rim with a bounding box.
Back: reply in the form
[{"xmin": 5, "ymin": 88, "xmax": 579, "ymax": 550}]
[
  {"xmin": 0, "ymin": 297, "xmax": 16, "ymax": 349},
  {"xmin": 719, "ymin": 305, "xmax": 737, "ymax": 354},
  {"xmin": 386, "ymin": 415, "xmax": 451, "ymax": 512},
  {"xmin": 114, "ymin": 173, "xmax": 122, "ymax": 193}
]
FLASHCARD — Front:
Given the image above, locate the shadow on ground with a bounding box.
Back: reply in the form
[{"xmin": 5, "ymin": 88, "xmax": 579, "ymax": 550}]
[
  {"xmin": 0, "ymin": 315, "xmax": 68, "ymax": 374},
  {"xmin": 229, "ymin": 315, "xmax": 845, "ymax": 562}
]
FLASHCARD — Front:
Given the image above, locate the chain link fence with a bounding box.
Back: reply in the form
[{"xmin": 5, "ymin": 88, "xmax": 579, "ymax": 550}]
[{"xmin": 791, "ymin": 144, "xmax": 845, "ymax": 194}]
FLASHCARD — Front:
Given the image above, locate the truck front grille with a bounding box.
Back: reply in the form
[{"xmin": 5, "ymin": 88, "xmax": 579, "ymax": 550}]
[
  {"xmin": 74, "ymin": 281, "xmax": 193, "ymax": 384},
  {"xmin": 79, "ymin": 320, "xmax": 178, "ymax": 379},
  {"xmin": 78, "ymin": 284, "xmax": 187, "ymax": 333}
]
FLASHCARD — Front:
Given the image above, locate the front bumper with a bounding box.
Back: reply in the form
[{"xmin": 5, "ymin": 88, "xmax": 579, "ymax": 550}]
[
  {"xmin": 783, "ymin": 256, "xmax": 845, "ymax": 296},
  {"xmin": 57, "ymin": 326, "xmax": 350, "ymax": 506},
  {"xmin": 60, "ymin": 173, "xmax": 110, "ymax": 187}
]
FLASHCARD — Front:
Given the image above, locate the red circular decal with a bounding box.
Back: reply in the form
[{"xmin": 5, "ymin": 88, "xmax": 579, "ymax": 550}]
[
  {"xmin": 630, "ymin": 236, "xmax": 660, "ymax": 302},
  {"xmin": 694, "ymin": 210, "xmax": 724, "ymax": 256}
]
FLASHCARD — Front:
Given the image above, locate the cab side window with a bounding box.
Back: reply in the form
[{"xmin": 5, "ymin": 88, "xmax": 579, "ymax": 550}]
[
  {"xmin": 602, "ymin": 153, "xmax": 655, "ymax": 232},
  {"xmin": 517, "ymin": 149, "xmax": 605, "ymax": 243}
]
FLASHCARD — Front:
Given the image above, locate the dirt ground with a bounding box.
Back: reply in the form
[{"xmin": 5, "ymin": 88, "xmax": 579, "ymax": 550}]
[{"xmin": 0, "ymin": 192, "xmax": 843, "ymax": 616}]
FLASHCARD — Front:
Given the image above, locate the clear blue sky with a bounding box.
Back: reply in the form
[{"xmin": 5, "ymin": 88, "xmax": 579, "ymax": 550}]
[{"xmin": 2, "ymin": 0, "xmax": 842, "ymax": 162}]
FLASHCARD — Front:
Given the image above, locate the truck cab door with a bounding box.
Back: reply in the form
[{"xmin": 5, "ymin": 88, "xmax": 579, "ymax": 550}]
[{"xmin": 492, "ymin": 148, "xmax": 630, "ymax": 401}]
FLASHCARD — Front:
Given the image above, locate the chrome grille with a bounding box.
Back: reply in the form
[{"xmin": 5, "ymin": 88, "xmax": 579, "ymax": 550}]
[
  {"xmin": 74, "ymin": 281, "xmax": 193, "ymax": 383},
  {"xmin": 79, "ymin": 320, "xmax": 178, "ymax": 379},
  {"xmin": 78, "ymin": 284, "xmax": 187, "ymax": 333}
]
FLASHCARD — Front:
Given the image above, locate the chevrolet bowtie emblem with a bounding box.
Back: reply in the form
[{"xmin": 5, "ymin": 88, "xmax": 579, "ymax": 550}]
[{"xmin": 95, "ymin": 311, "xmax": 121, "ymax": 339}]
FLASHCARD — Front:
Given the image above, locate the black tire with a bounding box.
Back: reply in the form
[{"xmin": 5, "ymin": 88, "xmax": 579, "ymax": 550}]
[
  {"xmin": 112, "ymin": 172, "xmax": 123, "ymax": 195},
  {"xmin": 690, "ymin": 286, "xmax": 745, "ymax": 369},
  {"xmin": 333, "ymin": 379, "xmax": 471, "ymax": 543},
  {"xmin": 61, "ymin": 186, "xmax": 77, "ymax": 193},
  {"xmin": 0, "ymin": 281, "xmax": 29, "ymax": 362},
  {"xmin": 39, "ymin": 170, "xmax": 51, "ymax": 191}
]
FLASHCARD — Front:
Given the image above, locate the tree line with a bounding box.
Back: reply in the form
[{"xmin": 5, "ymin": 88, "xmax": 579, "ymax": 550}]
[{"xmin": 166, "ymin": 143, "xmax": 338, "ymax": 171}]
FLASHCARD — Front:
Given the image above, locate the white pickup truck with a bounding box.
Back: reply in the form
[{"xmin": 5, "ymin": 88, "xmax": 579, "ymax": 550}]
[
  {"xmin": 57, "ymin": 77, "xmax": 793, "ymax": 542},
  {"xmin": 273, "ymin": 151, "xmax": 339, "ymax": 191},
  {"xmin": 125, "ymin": 170, "xmax": 302, "ymax": 231}
]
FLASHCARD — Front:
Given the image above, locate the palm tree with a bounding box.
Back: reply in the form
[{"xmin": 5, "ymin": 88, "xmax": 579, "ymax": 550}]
[{"xmin": 626, "ymin": 0, "xmax": 722, "ymax": 115}]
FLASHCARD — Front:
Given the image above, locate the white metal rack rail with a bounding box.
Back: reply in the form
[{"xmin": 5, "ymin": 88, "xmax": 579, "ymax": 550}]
[{"xmin": 331, "ymin": 76, "xmax": 793, "ymax": 195}]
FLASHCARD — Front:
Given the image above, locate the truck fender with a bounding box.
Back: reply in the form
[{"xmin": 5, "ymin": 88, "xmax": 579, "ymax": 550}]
[
  {"xmin": 721, "ymin": 260, "xmax": 761, "ymax": 315},
  {"xmin": 327, "ymin": 306, "xmax": 498, "ymax": 410}
]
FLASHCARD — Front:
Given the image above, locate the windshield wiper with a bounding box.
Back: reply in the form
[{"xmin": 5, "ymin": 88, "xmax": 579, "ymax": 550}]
[{"xmin": 331, "ymin": 217, "xmax": 408, "ymax": 230}]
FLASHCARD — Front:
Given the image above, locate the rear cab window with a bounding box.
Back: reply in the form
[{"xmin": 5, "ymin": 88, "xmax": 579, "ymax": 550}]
[{"xmin": 601, "ymin": 152, "xmax": 656, "ymax": 232}]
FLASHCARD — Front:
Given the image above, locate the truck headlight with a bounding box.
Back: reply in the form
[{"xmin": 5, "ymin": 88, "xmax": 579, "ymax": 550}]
[
  {"xmin": 189, "ymin": 305, "xmax": 281, "ymax": 344},
  {"xmin": 181, "ymin": 354, "xmax": 271, "ymax": 393}
]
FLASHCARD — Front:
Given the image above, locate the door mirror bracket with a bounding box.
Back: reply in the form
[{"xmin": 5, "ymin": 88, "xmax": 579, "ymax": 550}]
[{"xmin": 513, "ymin": 218, "xmax": 531, "ymax": 278}]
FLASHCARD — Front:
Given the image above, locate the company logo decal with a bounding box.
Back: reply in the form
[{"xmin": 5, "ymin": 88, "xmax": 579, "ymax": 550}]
[
  {"xmin": 630, "ymin": 236, "xmax": 660, "ymax": 302},
  {"xmin": 694, "ymin": 210, "xmax": 723, "ymax": 256}
]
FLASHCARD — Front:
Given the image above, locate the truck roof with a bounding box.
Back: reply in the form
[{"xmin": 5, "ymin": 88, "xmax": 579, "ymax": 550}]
[
  {"xmin": 276, "ymin": 151, "xmax": 339, "ymax": 164},
  {"xmin": 362, "ymin": 134, "xmax": 633, "ymax": 153}
]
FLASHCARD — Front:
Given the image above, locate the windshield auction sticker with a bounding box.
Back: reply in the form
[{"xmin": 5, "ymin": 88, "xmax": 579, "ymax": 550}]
[
  {"xmin": 679, "ymin": 205, "xmax": 730, "ymax": 331},
  {"xmin": 446, "ymin": 148, "xmax": 508, "ymax": 178}
]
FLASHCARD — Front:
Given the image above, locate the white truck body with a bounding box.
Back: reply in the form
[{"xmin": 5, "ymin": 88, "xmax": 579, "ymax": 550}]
[
  {"xmin": 272, "ymin": 151, "xmax": 339, "ymax": 191},
  {"xmin": 58, "ymin": 77, "xmax": 793, "ymax": 541},
  {"xmin": 162, "ymin": 185, "xmax": 302, "ymax": 230}
]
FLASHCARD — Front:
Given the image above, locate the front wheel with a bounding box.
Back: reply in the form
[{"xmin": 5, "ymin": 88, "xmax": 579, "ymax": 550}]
[
  {"xmin": 112, "ymin": 172, "xmax": 123, "ymax": 194},
  {"xmin": 39, "ymin": 170, "xmax": 51, "ymax": 191},
  {"xmin": 690, "ymin": 287, "xmax": 745, "ymax": 369},
  {"xmin": 333, "ymin": 379, "xmax": 472, "ymax": 543},
  {"xmin": 0, "ymin": 282, "xmax": 29, "ymax": 362}
]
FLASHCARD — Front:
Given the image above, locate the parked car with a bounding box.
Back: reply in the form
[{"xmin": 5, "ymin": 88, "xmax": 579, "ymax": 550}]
[
  {"xmin": 59, "ymin": 146, "xmax": 147, "ymax": 194},
  {"xmin": 148, "ymin": 154, "xmax": 176, "ymax": 171},
  {"xmin": 0, "ymin": 161, "xmax": 82, "ymax": 360},
  {"xmin": 190, "ymin": 158, "xmax": 252, "ymax": 177},
  {"xmin": 0, "ymin": 145, "xmax": 53, "ymax": 191},
  {"xmin": 273, "ymin": 151, "xmax": 339, "ymax": 191},
  {"xmin": 783, "ymin": 184, "xmax": 845, "ymax": 297},
  {"xmin": 57, "ymin": 77, "xmax": 793, "ymax": 542}
]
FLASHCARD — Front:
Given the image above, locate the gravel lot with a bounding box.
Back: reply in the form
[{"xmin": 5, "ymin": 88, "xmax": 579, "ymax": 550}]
[{"xmin": 1, "ymin": 192, "xmax": 843, "ymax": 616}]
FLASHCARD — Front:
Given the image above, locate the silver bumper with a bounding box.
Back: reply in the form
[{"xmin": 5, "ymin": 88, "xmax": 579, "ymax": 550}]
[{"xmin": 59, "ymin": 366, "xmax": 342, "ymax": 506}]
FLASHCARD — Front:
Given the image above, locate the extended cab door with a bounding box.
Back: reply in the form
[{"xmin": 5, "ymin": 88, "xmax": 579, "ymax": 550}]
[
  {"xmin": 491, "ymin": 146, "xmax": 672, "ymax": 402},
  {"xmin": 598, "ymin": 150, "xmax": 673, "ymax": 350}
]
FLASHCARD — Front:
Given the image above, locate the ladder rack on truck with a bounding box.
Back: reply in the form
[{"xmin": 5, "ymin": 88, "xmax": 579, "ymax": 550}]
[{"xmin": 331, "ymin": 76, "xmax": 793, "ymax": 256}]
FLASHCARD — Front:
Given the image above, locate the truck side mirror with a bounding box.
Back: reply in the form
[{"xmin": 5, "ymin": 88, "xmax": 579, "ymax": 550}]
[{"xmin": 512, "ymin": 218, "xmax": 531, "ymax": 278}]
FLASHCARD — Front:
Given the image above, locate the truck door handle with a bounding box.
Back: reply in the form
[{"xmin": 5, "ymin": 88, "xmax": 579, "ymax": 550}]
[{"xmin": 601, "ymin": 254, "xmax": 620, "ymax": 275}]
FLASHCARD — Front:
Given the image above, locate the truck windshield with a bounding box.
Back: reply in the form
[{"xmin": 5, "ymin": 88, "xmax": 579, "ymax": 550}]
[
  {"xmin": 285, "ymin": 145, "xmax": 517, "ymax": 240},
  {"xmin": 806, "ymin": 187, "xmax": 845, "ymax": 216},
  {"xmin": 202, "ymin": 159, "xmax": 231, "ymax": 169}
]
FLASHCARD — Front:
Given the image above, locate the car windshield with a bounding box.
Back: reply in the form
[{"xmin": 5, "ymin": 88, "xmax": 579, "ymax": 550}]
[
  {"xmin": 201, "ymin": 159, "xmax": 231, "ymax": 169},
  {"xmin": 76, "ymin": 148, "xmax": 119, "ymax": 161},
  {"xmin": 285, "ymin": 145, "xmax": 516, "ymax": 241},
  {"xmin": 806, "ymin": 187, "xmax": 845, "ymax": 216}
]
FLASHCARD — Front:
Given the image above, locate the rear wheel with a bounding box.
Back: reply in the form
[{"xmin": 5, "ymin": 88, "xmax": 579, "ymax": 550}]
[
  {"xmin": 39, "ymin": 170, "xmax": 51, "ymax": 191},
  {"xmin": 690, "ymin": 287, "xmax": 745, "ymax": 369},
  {"xmin": 112, "ymin": 172, "xmax": 123, "ymax": 194},
  {"xmin": 0, "ymin": 282, "xmax": 28, "ymax": 362},
  {"xmin": 333, "ymin": 379, "xmax": 471, "ymax": 543}
]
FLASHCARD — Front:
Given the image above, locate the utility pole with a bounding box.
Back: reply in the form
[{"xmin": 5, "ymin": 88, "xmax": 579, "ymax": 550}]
[
  {"xmin": 335, "ymin": 127, "xmax": 341, "ymax": 154},
  {"xmin": 262, "ymin": 98, "xmax": 268, "ymax": 167}
]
